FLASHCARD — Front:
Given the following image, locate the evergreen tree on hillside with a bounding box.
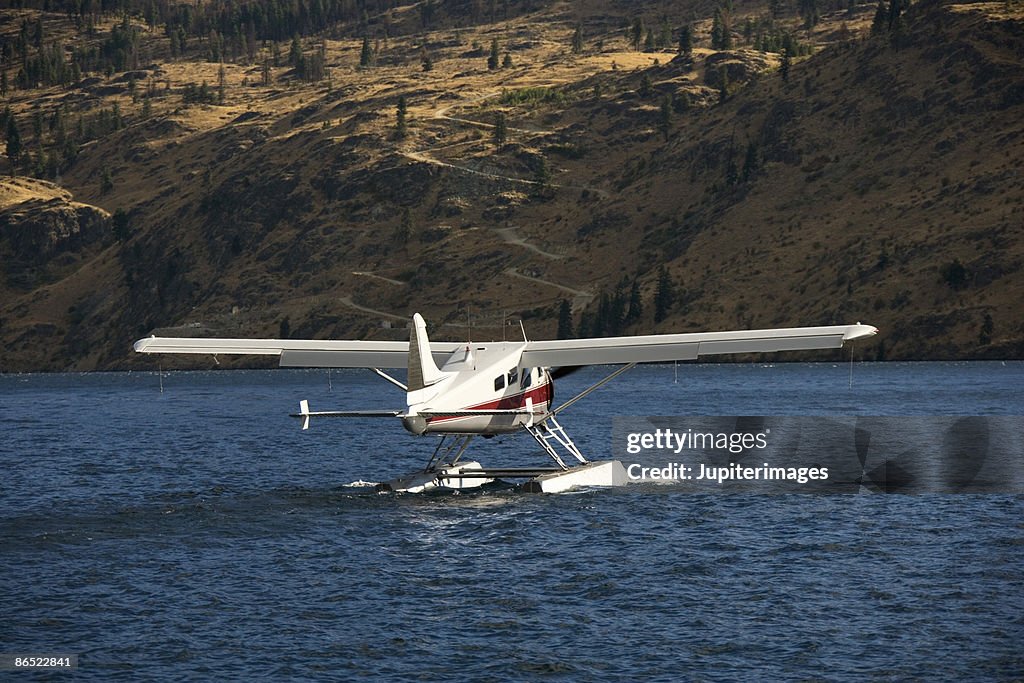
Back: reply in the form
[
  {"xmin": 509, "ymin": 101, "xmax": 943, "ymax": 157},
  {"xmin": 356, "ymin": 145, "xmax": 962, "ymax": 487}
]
[
  {"xmin": 396, "ymin": 96, "xmax": 408, "ymax": 138},
  {"xmin": 678, "ymin": 24, "xmax": 693, "ymax": 58},
  {"xmin": 631, "ymin": 17, "xmax": 644, "ymax": 51},
  {"xmin": 487, "ymin": 39, "xmax": 499, "ymax": 70},
  {"xmin": 571, "ymin": 24, "xmax": 583, "ymax": 54},
  {"xmin": 659, "ymin": 20, "xmax": 672, "ymax": 50},
  {"xmin": 100, "ymin": 166, "xmax": 114, "ymax": 194},
  {"xmin": 659, "ymin": 94, "xmax": 673, "ymax": 140},
  {"xmin": 799, "ymin": 0, "xmax": 820, "ymax": 29},
  {"xmin": 493, "ymin": 111, "xmax": 507, "ymax": 148},
  {"xmin": 5, "ymin": 115, "xmax": 22, "ymax": 174},
  {"xmin": 711, "ymin": 7, "xmax": 733, "ymax": 50},
  {"xmin": 654, "ymin": 266, "xmax": 675, "ymax": 323},
  {"xmin": 557, "ymin": 300, "xmax": 574, "ymax": 339},
  {"xmin": 397, "ymin": 207, "xmax": 413, "ymax": 244},
  {"xmin": 625, "ymin": 279, "xmax": 643, "ymax": 325},
  {"xmin": 979, "ymin": 313, "xmax": 994, "ymax": 345},
  {"xmin": 871, "ymin": 0, "xmax": 887, "ymax": 34},
  {"xmin": 742, "ymin": 141, "xmax": 759, "ymax": 181},
  {"xmin": 638, "ymin": 72, "xmax": 652, "ymax": 98},
  {"xmin": 359, "ymin": 35, "xmax": 372, "ymax": 67}
]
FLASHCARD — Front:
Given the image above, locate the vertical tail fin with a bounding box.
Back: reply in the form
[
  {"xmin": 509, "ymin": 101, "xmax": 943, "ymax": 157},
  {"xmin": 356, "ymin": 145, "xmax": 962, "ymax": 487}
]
[{"xmin": 407, "ymin": 313, "xmax": 444, "ymax": 392}]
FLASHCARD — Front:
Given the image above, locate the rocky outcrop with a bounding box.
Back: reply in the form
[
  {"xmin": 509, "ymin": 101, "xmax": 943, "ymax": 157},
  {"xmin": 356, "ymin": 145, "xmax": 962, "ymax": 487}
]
[
  {"xmin": 703, "ymin": 50, "xmax": 775, "ymax": 89},
  {"xmin": 0, "ymin": 197, "xmax": 111, "ymax": 265}
]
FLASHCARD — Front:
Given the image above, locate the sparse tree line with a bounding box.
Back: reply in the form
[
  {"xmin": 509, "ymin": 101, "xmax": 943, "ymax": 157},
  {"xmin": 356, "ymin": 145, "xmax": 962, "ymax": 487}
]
[
  {"xmin": 557, "ymin": 266, "xmax": 679, "ymax": 339},
  {"xmin": 1, "ymin": 100, "xmax": 133, "ymax": 179}
]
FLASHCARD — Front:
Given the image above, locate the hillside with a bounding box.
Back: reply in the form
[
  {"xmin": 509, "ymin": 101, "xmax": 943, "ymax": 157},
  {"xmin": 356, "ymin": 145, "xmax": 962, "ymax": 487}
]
[{"xmin": 0, "ymin": 0, "xmax": 1021, "ymax": 371}]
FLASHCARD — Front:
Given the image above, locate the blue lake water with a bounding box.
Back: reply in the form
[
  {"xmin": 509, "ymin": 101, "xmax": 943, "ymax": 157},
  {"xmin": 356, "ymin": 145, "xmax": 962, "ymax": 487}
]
[{"xmin": 1, "ymin": 362, "xmax": 1022, "ymax": 680}]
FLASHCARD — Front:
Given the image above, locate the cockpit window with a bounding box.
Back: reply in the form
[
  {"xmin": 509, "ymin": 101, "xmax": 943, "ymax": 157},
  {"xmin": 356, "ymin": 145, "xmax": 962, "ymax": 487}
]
[
  {"xmin": 494, "ymin": 375, "xmax": 505, "ymax": 391},
  {"xmin": 521, "ymin": 368, "xmax": 532, "ymax": 389},
  {"xmin": 507, "ymin": 367, "xmax": 518, "ymax": 386}
]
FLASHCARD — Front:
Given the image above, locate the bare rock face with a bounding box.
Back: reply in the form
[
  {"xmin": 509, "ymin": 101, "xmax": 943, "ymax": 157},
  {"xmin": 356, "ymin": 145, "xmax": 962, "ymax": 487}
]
[
  {"xmin": 0, "ymin": 197, "xmax": 111, "ymax": 264},
  {"xmin": 704, "ymin": 50, "xmax": 775, "ymax": 89}
]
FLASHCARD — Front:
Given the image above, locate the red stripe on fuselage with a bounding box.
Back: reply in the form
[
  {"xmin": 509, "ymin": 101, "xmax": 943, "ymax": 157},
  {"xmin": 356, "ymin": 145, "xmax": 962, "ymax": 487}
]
[{"xmin": 426, "ymin": 381, "xmax": 553, "ymax": 424}]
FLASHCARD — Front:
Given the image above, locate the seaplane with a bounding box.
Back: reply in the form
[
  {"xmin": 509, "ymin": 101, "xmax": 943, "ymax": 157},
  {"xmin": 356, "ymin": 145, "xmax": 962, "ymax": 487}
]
[{"xmin": 134, "ymin": 314, "xmax": 877, "ymax": 493}]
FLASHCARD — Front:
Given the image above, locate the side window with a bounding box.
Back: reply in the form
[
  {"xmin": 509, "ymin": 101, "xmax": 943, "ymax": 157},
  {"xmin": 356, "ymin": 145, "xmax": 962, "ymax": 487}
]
[
  {"xmin": 494, "ymin": 375, "xmax": 505, "ymax": 392},
  {"xmin": 507, "ymin": 367, "xmax": 518, "ymax": 386},
  {"xmin": 521, "ymin": 368, "xmax": 532, "ymax": 389}
]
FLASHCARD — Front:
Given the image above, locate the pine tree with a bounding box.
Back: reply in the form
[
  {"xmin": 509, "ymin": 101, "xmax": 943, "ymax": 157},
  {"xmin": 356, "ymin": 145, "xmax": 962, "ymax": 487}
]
[
  {"xmin": 799, "ymin": 0, "xmax": 820, "ymax": 29},
  {"xmin": 780, "ymin": 48, "xmax": 791, "ymax": 82},
  {"xmin": 493, "ymin": 111, "xmax": 507, "ymax": 147},
  {"xmin": 871, "ymin": 0, "xmax": 887, "ymax": 35},
  {"xmin": 533, "ymin": 154, "xmax": 551, "ymax": 186},
  {"xmin": 113, "ymin": 208, "xmax": 131, "ymax": 241},
  {"xmin": 742, "ymin": 141, "xmax": 759, "ymax": 181},
  {"xmin": 887, "ymin": 0, "xmax": 903, "ymax": 30},
  {"xmin": 396, "ymin": 95, "xmax": 407, "ymax": 137},
  {"xmin": 100, "ymin": 166, "xmax": 114, "ymax": 194},
  {"xmin": 217, "ymin": 64, "xmax": 226, "ymax": 104},
  {"xmin": 659, "ymin": 20, "xmax": 672, "ymax": 50},
  {"xmin": 711, "ymin": 9, "xmax": 725, "ymax": 49},
  {"xmin": 630, "ymin": 17, "xmax": 644, "ymax": 51},
  {"xmin": 678, "ymin": 24, "xmax": 693, "ymax": 58},
  {"xmin": 502, "ymin": 52, "xmax": 513, "ymax": 68},
  {"xmin": 725, "ymin": 156, "xmax": 739, "ymax": 186},
  {"xmin": 638, "ymin": 72, "xmax": 652, "ymax": 98},
  {"xmin": 487, "ymin": 39, "xmax": 499, "ymax": 70},
  {"xmin": 289, "ymin": 36, "xmax": 303, "ymax": 68},
  {"xmin": 712, "ymin": 7, "xmax": 733, "ymax": 49},
  {"xmin": 557, "ymin": 300, "xmax": 574, "ymax": 339},
  {"xmin": 659, "ymin": 94, "xmax": 672, "ymax": 140},
  {"xmin": 625, "ymin": 279, "xmax": 643, "ymax": 325},
  {"xmin": 359, "ymin": 35, "xmax": 372, "ymax": 67},
  {"xmin": 571, "ymin": 24, "xmax": 583, "ymax": 54},
  {"xmin": 6, "ymin": 115, "xmax": 22, "ymax": 174},
  {"xmin": 397, "ymin": 207, "xmax": 412, "ymax": 244},
  {"xmin": 979, "ymin": 313, "xmax": 993, "ymax": 345},
  {"xmin": 654, "ymin": 266, "xmax": 675, "ymax": 323}
]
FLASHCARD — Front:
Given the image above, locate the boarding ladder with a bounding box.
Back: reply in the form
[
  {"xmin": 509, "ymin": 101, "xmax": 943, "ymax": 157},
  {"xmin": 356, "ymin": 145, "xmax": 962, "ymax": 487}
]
[{"xmin": 526, "ymin": 415, "xmax": 588, "ymax": 470}]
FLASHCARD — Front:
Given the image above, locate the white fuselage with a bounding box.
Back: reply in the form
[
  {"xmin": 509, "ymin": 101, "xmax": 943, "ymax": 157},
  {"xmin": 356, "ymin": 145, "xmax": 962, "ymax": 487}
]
[{"xmin": 401, "ymin": 342, "xmax": 553, "ymax": 436}]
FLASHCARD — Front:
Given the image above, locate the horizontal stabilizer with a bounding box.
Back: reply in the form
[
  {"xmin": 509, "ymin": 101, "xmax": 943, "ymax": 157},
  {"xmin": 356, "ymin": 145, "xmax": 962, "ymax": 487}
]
[{"xmin": 291, "ymin": 399, "xmax": 400, "ymax": 430}]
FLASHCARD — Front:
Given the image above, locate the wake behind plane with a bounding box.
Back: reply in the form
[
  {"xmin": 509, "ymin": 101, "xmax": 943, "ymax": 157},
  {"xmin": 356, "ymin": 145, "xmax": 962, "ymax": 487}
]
[{"xmin": 134, "ymin": 314, "xmax": 877, "ymax": 493}]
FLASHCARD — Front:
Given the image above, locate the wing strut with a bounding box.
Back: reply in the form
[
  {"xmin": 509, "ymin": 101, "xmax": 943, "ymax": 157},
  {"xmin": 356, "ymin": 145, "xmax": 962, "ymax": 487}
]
[{"xmin": 542, "ymin": 362, "xmax": 637, "ymax": 421}]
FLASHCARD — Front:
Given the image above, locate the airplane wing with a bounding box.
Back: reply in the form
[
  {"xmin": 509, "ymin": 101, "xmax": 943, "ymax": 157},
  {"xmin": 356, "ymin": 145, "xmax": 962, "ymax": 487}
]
[
  {"xmin": 132, "ymin": 337, "xmax": 462, "ymax": 368},
  {"xmin": 520, "ymin": 324, "xmax": 877, "ymax": 367}
]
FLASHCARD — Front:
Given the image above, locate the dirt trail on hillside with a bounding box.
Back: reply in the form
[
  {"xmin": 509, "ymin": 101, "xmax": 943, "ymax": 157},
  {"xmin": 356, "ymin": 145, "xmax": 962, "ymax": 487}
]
[{"xmin": 398, "ymin": 90, "xmax": 609, "ymax": 198}]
